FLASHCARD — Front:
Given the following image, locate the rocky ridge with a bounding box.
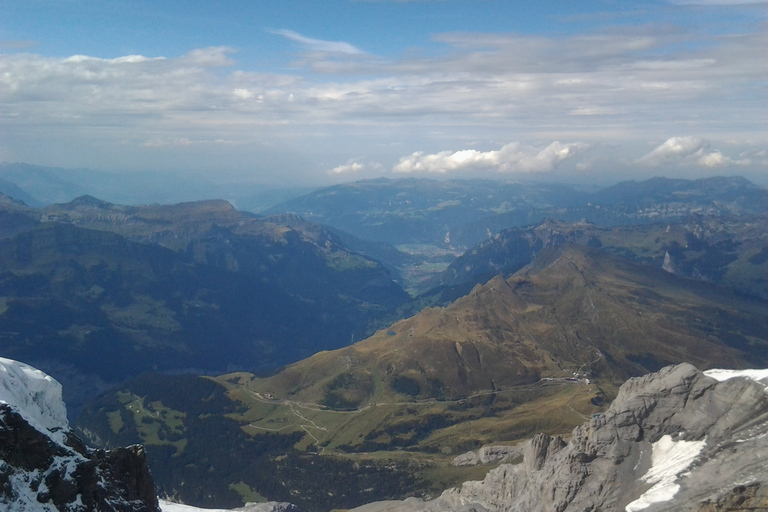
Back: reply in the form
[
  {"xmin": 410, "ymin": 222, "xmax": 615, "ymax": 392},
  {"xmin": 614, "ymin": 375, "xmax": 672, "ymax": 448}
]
[
  {"xmin": 0, "ymin": 357, "xmax": 299, "ymax": 512},
  {"xmin": 349, "ymin": 363, "xmax": 768, "ymax": 512},
  {"xmin": 0, "ymin": 357, "xmax": 159, "ymax": 511}
]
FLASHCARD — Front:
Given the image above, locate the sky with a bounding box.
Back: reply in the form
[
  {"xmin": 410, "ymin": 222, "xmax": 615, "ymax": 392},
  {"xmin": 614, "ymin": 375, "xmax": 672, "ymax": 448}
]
[{"xmin": 1, "ymin": 0, "xmax": 767, "ymax": 186}]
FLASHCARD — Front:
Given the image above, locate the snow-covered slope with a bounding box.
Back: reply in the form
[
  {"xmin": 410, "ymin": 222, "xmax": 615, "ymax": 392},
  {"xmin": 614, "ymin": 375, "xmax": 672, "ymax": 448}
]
[
  {"xmin": 703, "ymin": 368, "xmax": 768, "ymax": 387},
  {"xmin": 0, "ymin": 356, "xmax": 69, "ymax": 445},
  {"xmin": 159, "ymin": 499, "xmax": 298, "ymax": 512},
  {"xmin": 0, "ymin": 357, "xmax": 160, "ymax": 512}
]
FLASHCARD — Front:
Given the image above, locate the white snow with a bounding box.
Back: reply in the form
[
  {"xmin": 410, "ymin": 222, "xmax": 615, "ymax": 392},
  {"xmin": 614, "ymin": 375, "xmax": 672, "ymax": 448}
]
[
  {"xmin": 0, "ymin": 357, "xmax": 69, "ymax": 445},
  {"xmin": 704, "ymin": 368, "xmax": 768, "ymax": 390},
  {"xmin": 625, "ymin": 435, "xmax": 706, "ymax": 512},
  {"xmin": 1, "ymin": 466, "xmax": 58, "ymax": 512},
  {"xmin": 160, "ymin": 499, "xmax": 237, "ymax": 512}
]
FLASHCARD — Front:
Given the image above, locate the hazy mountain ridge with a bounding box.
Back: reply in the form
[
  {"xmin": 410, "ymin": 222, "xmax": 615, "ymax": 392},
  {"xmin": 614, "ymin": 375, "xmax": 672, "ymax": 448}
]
[
  {"xmin": 39, "ymin": 195, "xmax": 410, "ymax": 311},
  {"xmin": 262, "ymin": 178, "xmax": 588, "ymax": 249},
  {"xmin": 427, "ymin": 214, "xmax": 768, "ymax": 303},
  {"xmin": 263, "ymin": 176, "xmax": 768, "ymax": 253},
  {"xmin": 0, "ymin": 162, "xmax": 311, "ymax": 210},
  {"xmin": 0, "ymin": 197, "xmax": 410, "ymax": 414},
  {"xmin": 5, "ymin": 173, "xmax": 768, "ymax": 511}
]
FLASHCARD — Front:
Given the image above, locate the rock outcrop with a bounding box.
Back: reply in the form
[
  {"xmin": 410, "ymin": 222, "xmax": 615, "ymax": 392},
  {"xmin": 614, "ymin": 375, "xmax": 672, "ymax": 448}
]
[
  {"xmin": 0, "ymin": 357, "xmax": 160, "ymax": 512},
  {"xmin": 350, "ymin": 363, "xmax": 768, "ymax": 512},
  {"xmin": 159, "ymin": 499, "xmax": 300, "ymax": 512},
  {"xmin": 452, "ymin": 446, "xmax": 522, "ymax": 467}
]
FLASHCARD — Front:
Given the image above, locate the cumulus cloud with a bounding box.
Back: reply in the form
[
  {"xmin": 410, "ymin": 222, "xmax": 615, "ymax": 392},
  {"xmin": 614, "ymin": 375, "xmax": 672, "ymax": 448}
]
[
  {"xmin": 327, "ymin": 160, "xmax": 383, "ymax": 174},
  {"xmin": 329, "ymin": 160, "xmax": 364, "ymax": 174},
  {"xmin": 638, "ymin": 136, "xmax": 752, "ymax": 168},
  {"xmin": 271, "ymin": 29, "xmax": 364, "ymax": 55},
  {"xmin": 393, "ymin": 142, "xmax": 587, "ymax": 174},
  {"xmin": 638, "ymin": 136, "xmax": 706, "ymax": 166}
]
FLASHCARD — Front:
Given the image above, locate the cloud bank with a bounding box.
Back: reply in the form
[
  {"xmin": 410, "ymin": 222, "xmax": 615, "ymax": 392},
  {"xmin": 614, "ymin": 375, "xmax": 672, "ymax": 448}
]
[
  {"xmin": 393, "ymin": 142, "xmax": 587, "ymax": 174},
  {"xmin": 2, "ymin": 15, "xmax": 767, "ymax": 179},
  {"xmin": 638, "ymin": 136, "xmax": 752, "ymax": 168}
]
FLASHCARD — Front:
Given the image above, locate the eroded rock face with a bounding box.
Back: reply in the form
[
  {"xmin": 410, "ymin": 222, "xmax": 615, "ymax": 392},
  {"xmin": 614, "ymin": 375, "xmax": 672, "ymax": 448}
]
[
  {"xmin": 452, "ymin": 445, "xmax": 522, "ymax": 467},
  {"xmin": 350, "ymin": 364, "xmax": 768, "ymax": 512},
  {"xmin": 0, "ymin": 357, "xmax": 160, "ymax": 512},
  {"xmin": 0, "ymin": 404, "xmax": 160, "ymax": 512}
]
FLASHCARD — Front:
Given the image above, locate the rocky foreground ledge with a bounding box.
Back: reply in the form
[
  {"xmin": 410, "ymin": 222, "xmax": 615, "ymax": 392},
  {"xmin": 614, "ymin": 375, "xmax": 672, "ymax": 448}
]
[
  {"xmin": 351, "ymin": 363, "xmax": 768, "ymax": 512},
  {"xmin": 0, "ymin": 357, "xmax": 159, "ymax": 511},
  {"xmin": 3, "ymin": 358, "xmax": 768, "ymax": 512}
]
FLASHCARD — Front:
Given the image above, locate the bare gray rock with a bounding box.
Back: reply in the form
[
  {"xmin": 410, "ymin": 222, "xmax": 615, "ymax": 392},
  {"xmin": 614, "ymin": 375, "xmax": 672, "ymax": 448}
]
[
  {"xmin": 234, "ymin": 503, "xmax": 300, "ymax": 512},
  {"xmin": 349, "ymin": 363, "xmax": 768, "ymax": 512},
  {"xmin": 452, "ymin": 445, "xmax": 522, "ymax": 467}
]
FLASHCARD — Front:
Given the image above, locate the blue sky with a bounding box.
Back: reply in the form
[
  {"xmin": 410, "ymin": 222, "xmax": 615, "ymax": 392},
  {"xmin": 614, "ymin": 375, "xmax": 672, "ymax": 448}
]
[{"xmin": 1, "ymin": 0, "xmax": 767, "ymax": 185}]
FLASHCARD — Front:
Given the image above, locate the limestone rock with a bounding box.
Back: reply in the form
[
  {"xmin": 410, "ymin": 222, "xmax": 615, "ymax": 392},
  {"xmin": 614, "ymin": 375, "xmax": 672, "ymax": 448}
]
[
  {"xmin": 349, "ymin": 363, "xmax": 768, "ymax": 512},
  {"xmin": 452, "ymin": 445, "xmax": 522, "ymax": 467}
]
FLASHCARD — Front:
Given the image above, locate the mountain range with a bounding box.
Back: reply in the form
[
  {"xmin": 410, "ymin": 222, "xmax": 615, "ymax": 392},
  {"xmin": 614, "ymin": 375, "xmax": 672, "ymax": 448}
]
[
  {"xmin": 2, "ymin": 171, "xmax": 767, "ymax": 511},
  {"xmin": 75, "ymin": 244, "xmax": 768, "ymax": 510},
  {"xmin": 264, "ymin": 176, "xmax": 768, "ymax": 252},
  {"xmin": 425, "ymin": 214, "xmax": 768, "ymax": 304},
  {"xmin": 0, "ymin": 194, "xmax": 408, "ymax": 414}
]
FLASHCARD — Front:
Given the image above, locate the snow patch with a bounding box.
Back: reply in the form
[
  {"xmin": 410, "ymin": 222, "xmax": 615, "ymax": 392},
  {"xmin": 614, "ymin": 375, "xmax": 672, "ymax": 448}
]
[
  {"xmin": 2, "ymin": 467, "xmax": 58, "ymax": 512},
  {"xmin": 0, "ymin": 357, "xmax": 69, "ymax": 444},
  {"xmin": 625, "ymin": 435, "xmax": 706, "ymax": 512},
  {"xmin": 704, "ymin": 368, "xmax": 768, "ymax": 391},
  {"xmin": 160, "ymin": 500, "xmax": 236, "ymax": 512}
]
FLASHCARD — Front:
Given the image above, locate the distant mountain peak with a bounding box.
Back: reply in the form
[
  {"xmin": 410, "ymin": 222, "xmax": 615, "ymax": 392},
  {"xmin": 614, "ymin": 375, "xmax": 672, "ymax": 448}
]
[{"xmin": 65, "ymin": 194, "xmax": 115, "ymax": 208}]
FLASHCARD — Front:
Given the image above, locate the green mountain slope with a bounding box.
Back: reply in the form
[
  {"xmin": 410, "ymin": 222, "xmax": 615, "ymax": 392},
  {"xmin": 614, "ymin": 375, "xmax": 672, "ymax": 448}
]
[
  {"xmin": 76, "ymin": 245, "xmax": 768, "ymax": 510},
  {"xmin": 0, "ymin": 222, "xmax": 399, "ymax": 413},
  {"xmin": 41, "ymin": 196, "xmax": 410, "ymax": 312}
]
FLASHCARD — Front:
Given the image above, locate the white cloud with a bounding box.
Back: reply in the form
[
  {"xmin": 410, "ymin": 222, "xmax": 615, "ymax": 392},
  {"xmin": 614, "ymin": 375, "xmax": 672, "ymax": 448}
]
[
  {"xmin": 2, "ymin": 17, "xmax": 767, "ymax": 178},
  {"xmin": 697, "ymin": 151, "xmax": 728, "ymax": 167},
  {"xmin": 329, "ymin": 160, "xmax": 365, "ymax": 174},
  {"xmin": 393, "ymin": 141, "xmax": 587, "ymax": 174},
  {"xmin": 638, "ymin": 136, "xmax": 706, "ymax": 166},
  {"xmin": 327, "ymin": 160, "xmax": 384, "ymax": 175},
  {"xmin": 638, "ymin": 136, "xmax": 754, "ymax": 168},
  {"xmin": 271, "ymin": 29, "xmax": 364, "ymax": 55}
]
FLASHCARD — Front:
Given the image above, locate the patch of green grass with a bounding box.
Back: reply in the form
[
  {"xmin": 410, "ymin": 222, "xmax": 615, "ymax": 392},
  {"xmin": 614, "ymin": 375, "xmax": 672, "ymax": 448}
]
[
  {"xmin": 324, "ymin": 251, "xmax": 378, "ymax": 271},
  {"xmin": 229, "ymin": 482, "xmax": 267, "ymax": 503},
  {"xmin": 102, "ymin": 296, "xmax": 182, "ymax": 332},
  {"xmin": 107, "ymin": 410, "xmax": 124, "ymax": 434},
  {"xmin": 116, "ymin": 391, "xmax": 188, "ymax": 455}
]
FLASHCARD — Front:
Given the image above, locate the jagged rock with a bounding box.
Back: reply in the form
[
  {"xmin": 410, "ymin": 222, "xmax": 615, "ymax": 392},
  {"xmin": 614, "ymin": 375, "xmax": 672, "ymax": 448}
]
[
  {"xmin": 349, "ymin": 363, "xmax": 768, "ymax": 512},
  {"xmin": 452, "ymin": 445, "xmax": 522, "ymax": 467},
  {"xmin": 0, "ymin": 357, "xmax": 160, "ymax": 512}
]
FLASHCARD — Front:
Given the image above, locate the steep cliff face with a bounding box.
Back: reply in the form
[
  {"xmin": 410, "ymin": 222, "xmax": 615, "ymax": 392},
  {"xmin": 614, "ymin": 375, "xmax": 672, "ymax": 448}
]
[
  {"xmin": 350, "ymin": 364, "xmax": 768, "ymax": 512},
  {"xmin": 0, "ymin": 357, "xmax": 160, "ymax": 512}
]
